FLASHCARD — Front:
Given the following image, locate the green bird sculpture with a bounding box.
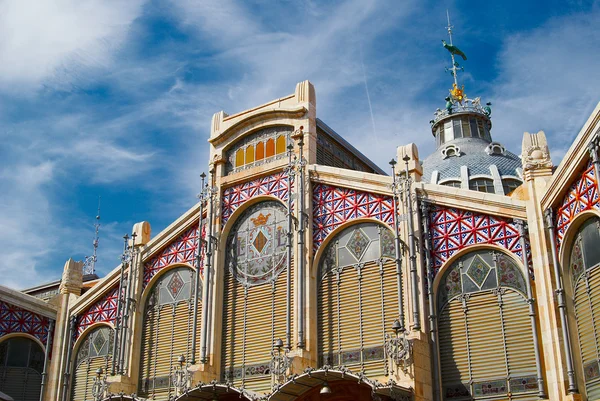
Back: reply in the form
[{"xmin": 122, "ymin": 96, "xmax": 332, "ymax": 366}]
[{"xmin": 442, "ymin": 40, "xmax": 467, "ymax": 60}]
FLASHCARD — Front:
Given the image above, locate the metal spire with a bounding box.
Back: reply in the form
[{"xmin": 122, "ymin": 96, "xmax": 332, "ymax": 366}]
[
  {"xmin": 445, "ymin": 10, "xmax": 462, "ymax": 88},
  {"xmin": 446, "ymin": 9, "xmax": 462, "ymax": 87},
  {"xmin": 83, "ymin": 196, "xmax": 101, "ymax": 276}
]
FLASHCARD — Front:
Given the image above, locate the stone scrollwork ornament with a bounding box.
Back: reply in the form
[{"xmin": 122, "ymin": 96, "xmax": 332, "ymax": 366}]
[{"xmin": 521, "ymin": 131, "xmax": 553, "ymax": 171}]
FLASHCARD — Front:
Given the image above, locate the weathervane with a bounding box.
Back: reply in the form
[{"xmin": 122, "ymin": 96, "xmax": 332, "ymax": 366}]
[
  {"xmin": 443, "ymin": 10, "xmax": 467, "ymax": 105},
  {"xmin": 83, "ymin": 196, "xmax": 101, "ymax": 276}
]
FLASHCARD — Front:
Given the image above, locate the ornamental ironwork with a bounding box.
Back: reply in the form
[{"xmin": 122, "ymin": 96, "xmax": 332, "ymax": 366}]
[
  {"xmin": 172, "ymin": 355, "xmax": 191, "ymax": 394},
  {"xmin": 384, "ymin": 322, "xmax": 413, "ymax": 374}
]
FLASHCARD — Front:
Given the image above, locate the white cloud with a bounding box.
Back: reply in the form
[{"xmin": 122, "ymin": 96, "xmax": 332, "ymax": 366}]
[
  {"xmin": 490, "ymin": 10, "xmax": 600, "ymax": 161},
  {"xmin": 0, "ymin": 0, "xmax": 145, "ymax": 90}
]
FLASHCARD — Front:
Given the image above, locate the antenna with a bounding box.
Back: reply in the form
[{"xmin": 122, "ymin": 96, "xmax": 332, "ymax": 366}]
[{"xmin": 83, "ymin": 196, "xmax": 101, "ymax": 276}]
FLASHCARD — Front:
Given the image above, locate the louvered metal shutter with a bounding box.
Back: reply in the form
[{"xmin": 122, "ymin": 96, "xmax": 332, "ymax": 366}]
[
  {"xmin": 468, "ymin": 293, "xmax": 505, "ymax": 380},
  {"xmin": 439, "ymin": 290, "xmax": 538, "ymax": 400},
  {"xmin": 221, "ymin": 263, "xmax": 293, "ymax": 393},
  {"xmin": 318, "ymin": 259, "xmax": 397, "ymax": 376},
  {"xmin": 439, "ymin": 299, "xmax": 470, "ymax": 390},
  {"xmin": 71, "ymin": 357, "xmax": 110, "ymax": 401},
  {"xmin": 575, "ymin": 267, "xmax": 600, "ymax": 398},
  {"xmin": 0, "ymin": 367, "xmax": 42, "ymax": 401},
  {"xmin": 138, "ymin": 300, "xmax": 199, "ymax": 400},
  {"xmin": 503, "ymin": 290, "xmax": 536, "ymax": 377}
]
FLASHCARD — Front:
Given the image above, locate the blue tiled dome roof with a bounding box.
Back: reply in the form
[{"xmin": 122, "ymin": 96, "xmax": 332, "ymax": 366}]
[{"xmin": 422, "ymin": 137, "xmax": 522, "ymax": 182}]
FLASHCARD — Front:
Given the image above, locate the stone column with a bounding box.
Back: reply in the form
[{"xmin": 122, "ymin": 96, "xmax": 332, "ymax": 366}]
[
  {"xmin": 48, "ymin": 258, "xmax": 83, "ymax": 401},
  {"xmin": 521, "ymin": 131, "xmax": 580, "ymax": 400}
]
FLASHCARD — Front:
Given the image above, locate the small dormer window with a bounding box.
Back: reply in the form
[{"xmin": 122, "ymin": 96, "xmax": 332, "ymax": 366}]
[
  {"xmin": 485, "ymin": 142, "xmax": 506, "ymax": 156},
  {"xmin": 441, "ymin": 144, "xmax": 461, "ymax": 159}
]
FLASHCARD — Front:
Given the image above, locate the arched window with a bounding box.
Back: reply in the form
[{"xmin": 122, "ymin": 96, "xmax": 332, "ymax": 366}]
[
  {"xmin": 568, "ymin": 217, "xmax": 600, "ymax": 398},
  {"xmin": 226, "ymin": 126, "xmax": 292, "ymax": 174},
  {"xmin": 221, "ymin": 201, "xmax": 291, "ymax": 391},
  {"xmin": 469, "ymin": 178, "xmax": 495, "ymax": 193},
  {"xmin": 71, "ymin": 326, "xmax": 113, "ymax": 401},
  {"xmin": 502, "ymin": 178, "xmax": 522, "ymax": 195},
  {"xmin": 441, "ymin": 180, "xmax": 461, "ymax": 188},
  {"xmin": 138, "ymin": 267, "xmax": 200, "ymax": 400},
  {"xmin": 0, "ymin": 336, "xmax": 44, "ymax": 401},
  {"xmin": 437, "ymin": 250, "xmax": 538, "ymax": 400},
  {"xmin": 318, "ymin": 222, "xmax": 399, "ymax": 377}
]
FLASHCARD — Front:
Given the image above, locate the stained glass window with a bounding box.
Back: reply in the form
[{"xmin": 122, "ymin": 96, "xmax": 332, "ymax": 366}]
[
  {"xmin": 438, "ymin": 250, "xmax": 526, "ymax": 310},
  {"xmin": 76, "ymin": 326, "xmax": 114, "ymax": 366},
  {"xmin": 319, "ymin": 223, "xmax": 396, "ymax": 279},
  {"xmin": 149, "ymin": 267, "xmax": 195, "ymax": 306},
  {"xmin": 226, "ymin": 201, "xmax": 288, "ymax": 287},
  {"xmin": 226, "ymin": 126, "xmax": 293, "ymax": 174}
]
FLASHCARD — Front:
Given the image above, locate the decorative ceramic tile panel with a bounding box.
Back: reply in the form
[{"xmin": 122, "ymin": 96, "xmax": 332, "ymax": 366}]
[
  {"xmin": 76, "ymin": 286, "xmax": 119, "ymax": 337},
  {"xmin": 221, "ymin": 171, "xmax": 290, "ymax": 225},
  {"xmin": 143, "ymin": 223, "xmax": 205, "ymax": 287},
  {"xmin": 429, "ymin": 206, "xmax": 524, "ymax": 274},
  {"xmin": 556, "ymin": 160, "xmax": 599, "ymax": 248},
  {"xmin": 312, "ymin": 184, "xmax": 394, "ymax": 252},
  {"xmin": 0, "ymin": 300, "xmax": 52, "ymax": 346}
]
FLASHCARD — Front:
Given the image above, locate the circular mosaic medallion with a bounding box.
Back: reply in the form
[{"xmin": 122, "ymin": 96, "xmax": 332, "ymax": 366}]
[{"xmin": 226, "ymin": 201, "xmax": 288, "ymax": 287}]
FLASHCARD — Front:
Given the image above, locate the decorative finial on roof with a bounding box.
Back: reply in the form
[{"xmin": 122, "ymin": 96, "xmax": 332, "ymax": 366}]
[
  {"xmin": 443, "ymin": 10, "xmax": 467, "ymax": 104},
  {"xmin": 83, "ymin": 196, "xmax": 101, "ymax": 276},
  {"xmin": 431, "ymin": 13, "xmax": 491, "ymax": 127}
]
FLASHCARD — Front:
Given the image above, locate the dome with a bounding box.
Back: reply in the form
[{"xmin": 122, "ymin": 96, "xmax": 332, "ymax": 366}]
[
  {"xmin": 422, "ymin": 109, "xmax": 523, "ymax": 195},
  {"xmin": 422, "ymin": 137, "xmax": 522, "ymax": 185}
]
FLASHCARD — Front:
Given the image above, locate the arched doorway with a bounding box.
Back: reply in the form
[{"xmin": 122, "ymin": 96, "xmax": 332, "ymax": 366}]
[
  {"xmin": 436, "ymin": 249, "xmax": 538, "ymax": 400},
  {"xmin": 268, "ymin": 368, "xmax": 412, "ymax": 401},
  {"xmin": 0, "ymin": 336, "xmax": 44, "ymax": 401}
]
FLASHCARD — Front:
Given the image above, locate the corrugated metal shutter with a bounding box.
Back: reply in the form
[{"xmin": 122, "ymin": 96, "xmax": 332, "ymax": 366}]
[
  {"xmin": 575, "ymin": 267, "xmax": 600, "ymax": 397},
  {"xmin": 439, "ymin": 299, "xmax": 469, "ymax": 390},
  {"xmin": 0, "ymin": 367, "xmax": 42, "ymax": 401},
  {"xmin": 468, "ymin": 293, "xmax": 505, "ymax": 380},
  {"xmin": 71, "ymin": 357, "xmax": 110, "ymax": 401},
  {"xmin": 221, "ymin": 263, "xmax": 292, "ymax": 393},
  {"xmin": 318, "ymin": 259, "xmax": 396, "ymax": 376},
  {"xmin": 503, "ymin": 290, "xmax": 536, "ymax": 376},
  {"xmin": 439, "ymin": 289, "xmax": 538, "ymax": 400},
  {"xmin": 138, "ymin": 299, "xmax": 198, "ymax": 400}
]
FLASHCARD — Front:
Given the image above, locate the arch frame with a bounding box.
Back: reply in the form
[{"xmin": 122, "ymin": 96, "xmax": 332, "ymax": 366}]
[
  {"xmin": 212, "ymin": 194, "xmax": 290, "ymax": 381},
  {"xmin": 0, "ymin": 332, "xmax": 45, "ymax": 354},
  {"xmin": 267, "ymin": 367, "xmax": 412, "ymax": 401},
  {"xmin": 558, "ymin": 209, "xmax": 600, "ymax": 271},
  {"xmin": 557, "ymin": 210, "xmax": 600, "ymax": 395},
  {"xmin": 172, "ymin": 383, "xmax": 253, "ymax": 401}
]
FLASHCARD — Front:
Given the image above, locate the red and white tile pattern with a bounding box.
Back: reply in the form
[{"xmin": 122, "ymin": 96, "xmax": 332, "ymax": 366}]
[
  {"xmin": 0, "ymin": 300, "xmax": 52, "ymax": 346},
  {"xmin": 312, "ymin": 184, "xmax": 394, "ymax": 252},
  {"xmin": 429, "ymin": 206, "xmax": 524, "ymax": 275},
  {"xmin": 221, "ymin": 171, "xmax": 290, "ymax": 225},
  {"xmin": 556, "ymin": 160, "xmax": 599, "ymax": 248}
]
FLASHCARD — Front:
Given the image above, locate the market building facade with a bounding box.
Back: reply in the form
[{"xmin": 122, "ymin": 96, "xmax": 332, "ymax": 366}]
[{"xmin": 1, "ymin": 73, "xmax": 600, "ymax": 401}]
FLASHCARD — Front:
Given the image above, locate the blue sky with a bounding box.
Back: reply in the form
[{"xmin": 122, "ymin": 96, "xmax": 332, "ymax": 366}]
[{"xmin": 0, "ymin": 0, "xmax": 598, "ymax": 289}]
